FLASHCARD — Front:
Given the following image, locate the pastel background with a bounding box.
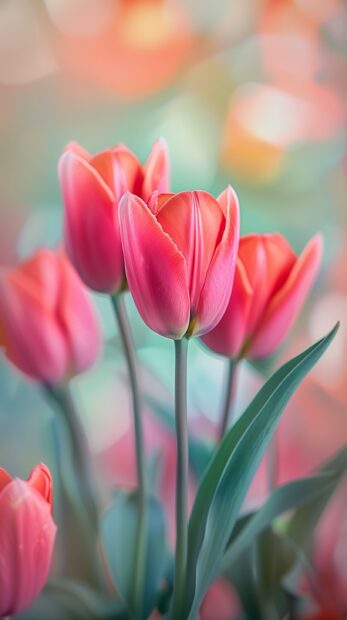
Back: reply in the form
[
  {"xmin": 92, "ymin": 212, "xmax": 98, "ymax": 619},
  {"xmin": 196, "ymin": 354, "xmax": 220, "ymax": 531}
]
[{"xmin": 0, "ymin": 0, "xmax": 346, "ymax": 599}]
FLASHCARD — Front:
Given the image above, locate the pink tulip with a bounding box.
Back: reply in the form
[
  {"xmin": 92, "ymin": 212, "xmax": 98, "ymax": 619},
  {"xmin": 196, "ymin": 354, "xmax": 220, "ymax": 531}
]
[
  {"xmin": 200, "ymin": 578, "xmax": 241, "ymax": 620},
  {"xmin": 59, "ymin": 139, "xmax": 169, "ymax": 293},
  {"xmin": 202, "ymin": 233, "xmax": 322, "ymax": 359},
  {"xmin": 119, "ymin": 187, "xmax": 240, "ymax": 338},
  {"xmin": 0, "ymin": 463, "xmax": 56, "ymax": 616},
  {"xmin": 0, "ymin": 249, "xmax": 100, "ymax": 383}
]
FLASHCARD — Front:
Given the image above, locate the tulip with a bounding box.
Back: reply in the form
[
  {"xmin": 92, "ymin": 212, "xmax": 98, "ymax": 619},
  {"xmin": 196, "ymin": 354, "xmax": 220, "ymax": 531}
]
[
  {"xmin": 0, "ymin": 463, "xmax": 56, "ymax": 616},
  {"xmin": 59, "ymin": 139, "xmax": 169, "ymax": 293},
  {"xmin": 0, "ymin": 249, "xmax": 100, "ymax": 383},
  {"xmin": 119, "ymin": 187, "xmax": 240, "ymax": 339},
  {"xmin": 202, "ymin": 233, "xmax": 323, "ymax": 359}
]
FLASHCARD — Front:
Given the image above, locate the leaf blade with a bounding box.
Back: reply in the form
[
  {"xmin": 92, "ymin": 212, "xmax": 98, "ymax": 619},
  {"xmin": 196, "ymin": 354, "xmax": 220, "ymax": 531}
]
[{"xmin": 185, "ymin": 324, "xmax": 339, "ymax": 619}]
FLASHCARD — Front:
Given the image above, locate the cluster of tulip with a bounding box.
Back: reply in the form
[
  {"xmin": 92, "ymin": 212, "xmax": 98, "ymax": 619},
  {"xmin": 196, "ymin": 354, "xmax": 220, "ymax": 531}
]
[{"xmin": 0, "ymin": 138, "xmax": 339, "ymax": 620}]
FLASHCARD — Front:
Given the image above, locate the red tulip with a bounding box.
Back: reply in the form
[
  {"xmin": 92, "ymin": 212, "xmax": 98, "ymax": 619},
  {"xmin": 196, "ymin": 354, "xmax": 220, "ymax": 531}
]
[
  {"xmin": 0, "ymin": 463, "xmax": 56, "ymax": 616},
  {"xmin": 0, "ymin": 249, "xmax": 100, "ymax": 383},
  {"xmin": 200, "ymin": 578, "xmax": 241, "ymax": 620},
  {"xmin": 202, "ymin": 233, "xmax": 322, "ymax": 359},
  {"xmin": 119, "ymin": 187, "xmax": 240, "ymax": 338},
  {"xmin": 59, "ymin": 139, "xmax": 169, "ymax": 293}
]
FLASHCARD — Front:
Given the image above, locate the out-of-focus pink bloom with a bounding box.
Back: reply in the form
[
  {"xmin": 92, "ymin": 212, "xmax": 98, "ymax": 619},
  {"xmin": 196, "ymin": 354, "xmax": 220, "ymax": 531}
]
[
  {"xmin": 202, "ymin": 233, "xmax": 322, "ymax": 360},
  {"xmin": 53, "ymin": 0, "xmax": 195, "ymax": 99},
  {"xmin": 119, "ymin": 188, "xmax": 240, "ymax": 339},
  {"xmin": 0, "ymin": 249, "xmax": 100, "ymax": 383},
  {"xmin": 0, "ymin": 463, "xmax": 56, "ymax": 616},
  {"xmin": 200, "ymin": 578, "xmax": 241, "ymax": 620},
  {"xmin": 301, "ymin": 612, "xmax": 345, "ymax": 620},
  {"xmin": 303, "ymin": 480, "xmax": 347, "ymax": 618},
  {"xmin": 59, "ymin": 139, "xmax": 169, "ymax": 293}
]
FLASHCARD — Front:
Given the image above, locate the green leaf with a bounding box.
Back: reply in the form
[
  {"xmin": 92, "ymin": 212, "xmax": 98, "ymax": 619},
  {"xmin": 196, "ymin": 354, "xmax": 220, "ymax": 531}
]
[
  {"xmin": 219, "ymin": 469, "xmax": 342, "ymax": 573},
  {"xmin": 185, "ymin": 324, "xmax": 338, "ymax": 620},
  {"xmin": 225, "ymin": 446, "xmax": 347, "ymax": 615},
  {"xmin": 286, "ymin": 445, "xmax": 347, "ymax": 549},
  {"xmin": 101, "ymin": 491, "xmax": 169, "ymax": 619},
  {"xmin": 16, "ymin": 580, "xmax": 127, "ymax": 620}
]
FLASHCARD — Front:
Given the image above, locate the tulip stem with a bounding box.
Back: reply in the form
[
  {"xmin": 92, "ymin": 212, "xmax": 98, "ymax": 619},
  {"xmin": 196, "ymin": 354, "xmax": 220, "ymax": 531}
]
[
  {"xmin": 45, "ymin": 384, "xmax": 99, "ymax": 531},
  {"xmin": 218, "ymin": 359, "xmax": 238, "ymax": 441},
  {"xmin": 111, "ymin": 293, "xmax": 146, "ymax": 620},
  {"xmin": 172, "ymin": 338, "xmax": 189, "ymax": 620}
]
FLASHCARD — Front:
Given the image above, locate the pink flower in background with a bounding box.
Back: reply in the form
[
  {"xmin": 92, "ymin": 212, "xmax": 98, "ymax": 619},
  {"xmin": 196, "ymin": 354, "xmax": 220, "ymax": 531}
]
[
  {"xmin": 0, "ymin": 249, "xmax": 100, "ymax": 383},
  {"xmin": 202, "ymin": 233, "xmax": 322, "ymax": 359},
  {"xmin": 0, "ymin": 463, "xmax": 56, "ymax": 616},
  {"xmin": 59, "ymin": 139, "xmax": 169, "ymax": 293},
  {"xmin": 119, "ymin": 187, "xmax": 239, "ymax": 338},
  {"xmin": 200, "ymin": 578, "xmax": 241, "ymax": 620}
]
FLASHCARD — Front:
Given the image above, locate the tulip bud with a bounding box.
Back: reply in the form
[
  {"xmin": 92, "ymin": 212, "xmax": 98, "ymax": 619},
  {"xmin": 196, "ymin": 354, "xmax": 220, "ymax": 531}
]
[
  {"xmin": 202, "ymin": 233, "xmax": 323, "ymax": 360},
  {"xmin": 0, "ymin": 463, "xmax": 56, "ymax": 616},
  {"xmin": 119, "ymin": 187, "xmax": 240, "ymax": 339},
  {"xmin": 59, "ymin": 139, "xmax": 170, "ymax": 293},
  {"xmin": 0, "ymin": 249, "xmax": 100, "ymax": 383}
]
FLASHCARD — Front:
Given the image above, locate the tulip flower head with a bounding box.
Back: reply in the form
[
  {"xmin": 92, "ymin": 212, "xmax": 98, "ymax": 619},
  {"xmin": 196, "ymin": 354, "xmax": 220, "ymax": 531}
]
[
  {"xmin": 202, "ymin": 233, "xmax": 323, "ymax": 360},
  {"xmin": 59, "ymin": 139, "xmax": 169, "ymax": 293},
  {"xmin": 0, "ymin": 249, "xmax": 100, "ymax": 384},
  {"xmin": 0, "ymin": 463, "xmax": 56, "ymax": 616},
  {"xmin": 119, "ymin": 187, "xmax": 240, "ymax": 339}
]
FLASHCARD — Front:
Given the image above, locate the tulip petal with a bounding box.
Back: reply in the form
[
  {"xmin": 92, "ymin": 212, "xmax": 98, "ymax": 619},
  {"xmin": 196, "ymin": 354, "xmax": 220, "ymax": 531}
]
[
  {"xmin": 201, "ymin": 258, "xmax": 253, "ymax": 356},
  {"xmin": 0, "ymin": 468, "xmax": 12, "ymax": 493},
  {"xmin": 91, "ymin": 145, "xmax": 143, "ymax": 198},
  {"xmin": 195, "ymin": 186, "xmax": 240, "ymax": 336},
  {"xmin": 142, "ymin": 138, "xmax": 170, "ymax": 200},
  {"xmin": 27, "ymin": 463, "xmax": 53, "ymax": 507},
  {"xmin": 119, "ymin": 193, "xmax": 190, "ymax": 338},
  {"xmin": 60, "ymin": 150, "xmax": 124, "ymax": 293},
  {"xmin": 0, "ymin": 480, "xmax": 56, "ymax": 616},
  {"xmin": 63, "ymin": 141, "xmax": 91, "ymax": 161},
  {"xmin": 239, "ymin": 233, "xmax": 296, "ymax": 334},
  {"xmin": 57, "ymin": 252, "xmax": 101, "ymax": 375},
  {"xmin": 0, "ymin": 260, "xmax": 68, "ymax": 383},
  {"xmin": 147, "ymin": 191, "xmax": 174, "ymax": 215},
  {"xmin": 157, "ymin": 191, "xmax": 225, "ymax": 312},
  {"xmin": 250, "ymin": 235, "xmax": 323, "ymax": 358}
]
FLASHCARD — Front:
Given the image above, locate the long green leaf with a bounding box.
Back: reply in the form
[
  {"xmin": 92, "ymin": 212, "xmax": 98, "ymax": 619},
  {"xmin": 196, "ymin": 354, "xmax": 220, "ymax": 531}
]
[
  {"xmin": 219, "ymin": 472, "xmax": 338, "ymax": 574},
  {"xmin": 286, "ymin": 444, "xmax": 347, "ymax": 547},
  {"xmin": 185, "ymin": 324, "xmax": 338, "ymax": 619},
  {"xmin": 220, "ymin": 444, "xmax": 347, "ymax": 575}
]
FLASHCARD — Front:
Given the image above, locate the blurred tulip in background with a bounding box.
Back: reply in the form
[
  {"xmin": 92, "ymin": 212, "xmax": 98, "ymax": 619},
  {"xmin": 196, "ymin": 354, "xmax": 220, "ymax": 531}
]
[{"xmin": 0, "ymin": 249, "xmax": 100, "ymax": 383}]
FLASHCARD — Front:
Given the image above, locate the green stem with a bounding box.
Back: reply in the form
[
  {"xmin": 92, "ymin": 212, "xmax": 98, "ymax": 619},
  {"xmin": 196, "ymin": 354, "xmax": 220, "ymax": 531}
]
[
  {"xmin": 172, "ymin": 338, "xmax": 189, "ymax": 620},
  {"xmin": 44, "ymin": 383, "xmax": 99, "ymax": 531},
  {"xmin": 111, "ymin": 294, "xmax": 146, "ymax": 619},
  {"xmin": 218, "ymin": 358, "xmax": 238, "ymax": 442}
]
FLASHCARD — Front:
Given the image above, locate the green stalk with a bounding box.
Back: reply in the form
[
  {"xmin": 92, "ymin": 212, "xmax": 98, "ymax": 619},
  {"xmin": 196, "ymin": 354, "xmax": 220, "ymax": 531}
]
[
  {"xmin": 44, "ymin": 383, "xmax": 102, "ymax": 587},
  {"xmin": 45, "ymin": 383, "xmax": 99, "ymax": 530},
  {"xmin": 218, "ymin": 358, "xmax": 238, "ymax": 442},
  {"xmin": 172, "ymin": 338, "xmax": 189, "ymax": 620},
  {"xmin": 111, "ymin": 293, "xmax": 146, "ymax": 619}
]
